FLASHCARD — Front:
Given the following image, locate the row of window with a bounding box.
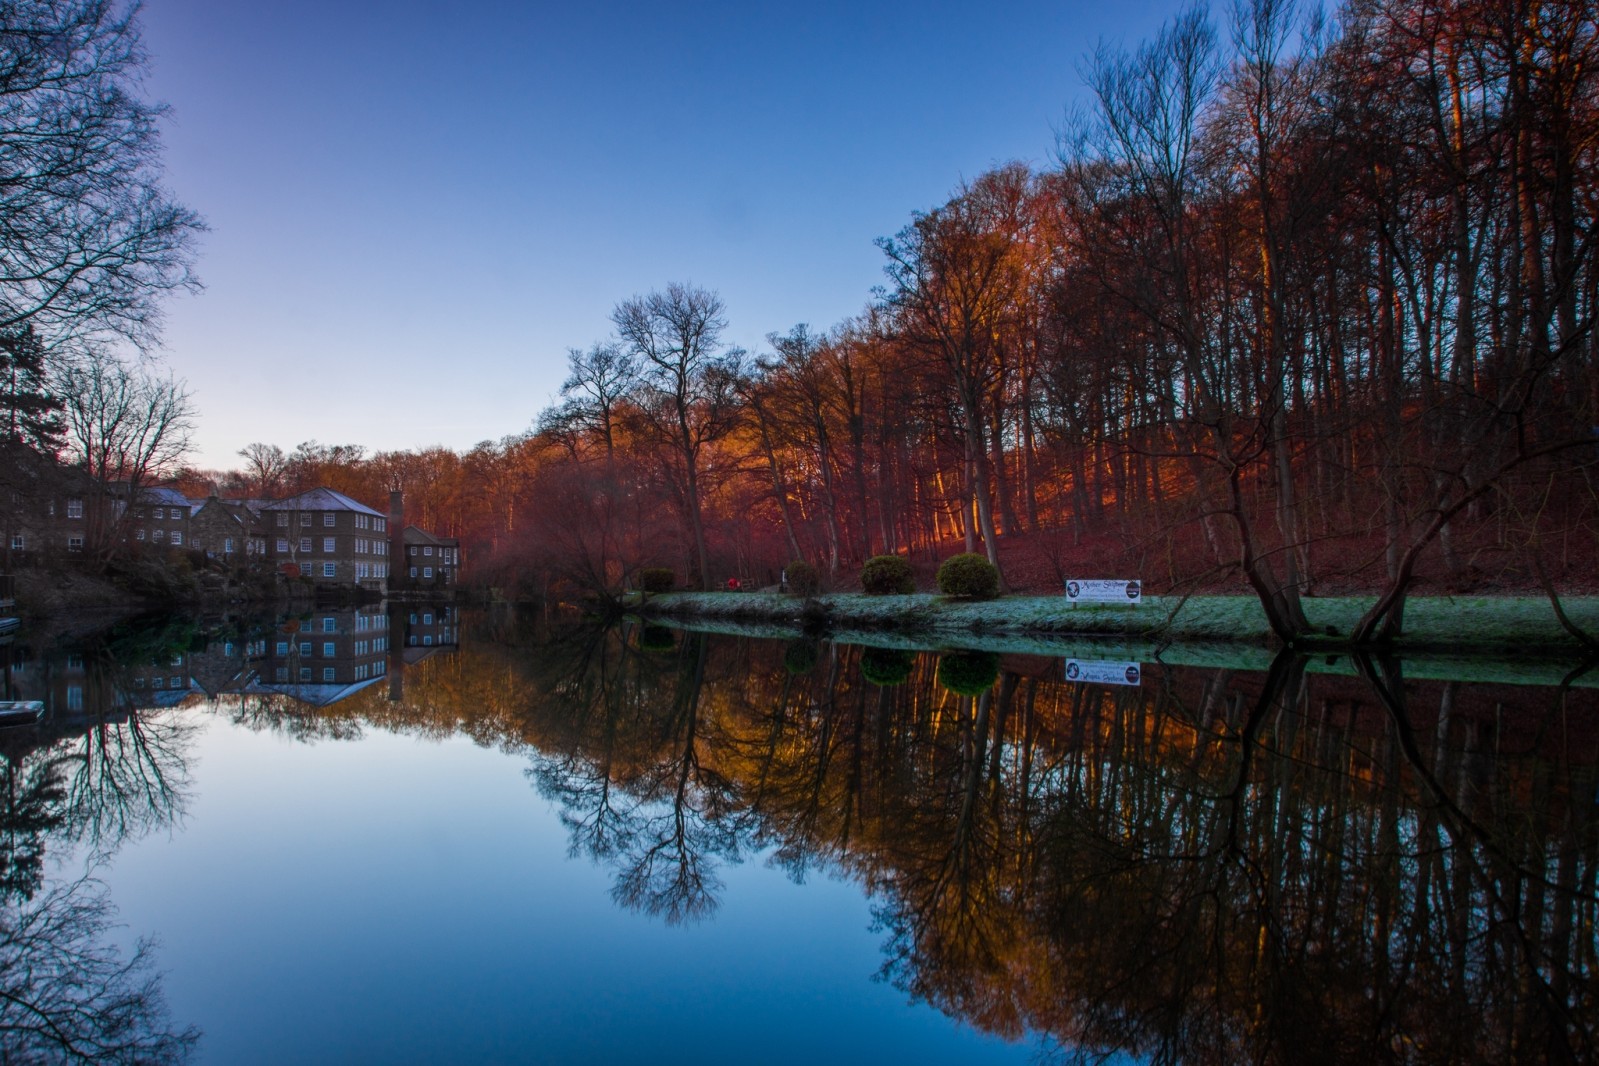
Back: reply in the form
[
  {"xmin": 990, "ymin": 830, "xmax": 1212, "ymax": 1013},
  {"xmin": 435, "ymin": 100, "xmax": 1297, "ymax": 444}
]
[
  {"xmin": 406, "ymin": 545, "xmax": 456, "ymax": 562},
  {"xmin": 273, "ymin": 636, "xmax": 389, "ymax": 656},
  {"xmin": 273, "ymin": 512, "xmax": 387, "ymax": 531}
]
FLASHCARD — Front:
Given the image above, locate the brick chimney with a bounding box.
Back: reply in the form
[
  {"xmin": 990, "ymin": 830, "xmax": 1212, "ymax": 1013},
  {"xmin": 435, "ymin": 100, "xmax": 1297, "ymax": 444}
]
[{"xmin": 388, "ymin": 490, "xmax": 403, "ymax": 588}]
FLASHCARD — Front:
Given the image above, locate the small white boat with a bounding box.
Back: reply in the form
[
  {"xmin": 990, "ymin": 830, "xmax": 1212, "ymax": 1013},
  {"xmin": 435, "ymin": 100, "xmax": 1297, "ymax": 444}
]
[{"xmin": 0, "ymin": 701, "xmax": 44, "ymax": 726}]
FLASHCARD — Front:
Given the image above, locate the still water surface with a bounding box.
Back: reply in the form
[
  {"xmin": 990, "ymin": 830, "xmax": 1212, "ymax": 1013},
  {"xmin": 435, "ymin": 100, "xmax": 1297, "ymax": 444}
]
[{"xmin": 1, "ymin": 605, "xmax": 1595, "ymax": 1063}]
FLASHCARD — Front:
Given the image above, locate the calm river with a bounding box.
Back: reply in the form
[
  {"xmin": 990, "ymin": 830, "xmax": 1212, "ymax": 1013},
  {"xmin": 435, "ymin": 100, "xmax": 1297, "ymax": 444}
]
[{"xmin": 0, "ymin": 604, "xmax": 1594, "ymax": 1063}]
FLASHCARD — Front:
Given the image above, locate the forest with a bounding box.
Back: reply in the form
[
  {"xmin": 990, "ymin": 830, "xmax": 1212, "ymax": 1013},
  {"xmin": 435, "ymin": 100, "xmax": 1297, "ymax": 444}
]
[
  {"xmin": 5, "ymin": 0, "xmax": 1593, "ymax": 648},
  {"xmin": 165, "ymin": 0, "xmax": 1596, "ymax": 645}
]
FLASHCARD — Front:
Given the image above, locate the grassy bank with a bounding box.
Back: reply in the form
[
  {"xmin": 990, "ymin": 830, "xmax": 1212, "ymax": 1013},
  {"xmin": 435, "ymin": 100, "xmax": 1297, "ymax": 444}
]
[{"xmin": 642, "ymin": 590, "xmax": 1599, "ymax": 659}]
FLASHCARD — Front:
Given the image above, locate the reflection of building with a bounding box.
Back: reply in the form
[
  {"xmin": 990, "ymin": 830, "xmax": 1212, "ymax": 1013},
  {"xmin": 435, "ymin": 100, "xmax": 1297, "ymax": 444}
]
[
  {"xmin": 401, "ymin": 605, "xmax": 459, "ymax": 661},
  {"xmin": 254, "ymin": 606, "xmax": 392, "ymax": 706}
]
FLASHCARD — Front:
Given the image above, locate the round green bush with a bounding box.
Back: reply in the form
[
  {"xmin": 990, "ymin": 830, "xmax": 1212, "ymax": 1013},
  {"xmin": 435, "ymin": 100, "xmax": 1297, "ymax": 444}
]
[
  {"xmin": 936, "ymin": 553, "xmax": 999, "ymax": 599},
  {"xmin": 783, "ymin": 640, "xmax": 820, "ymax": 675},
  {"xmin": 637, "ymin": 625, "xmax": 676, "ymax": 652},
  {"xmin": 859, "ymin": 646, "xmax": 915, "ymax": 687},
  {"xmin": 937, "ymin": 651, "xmax": 1000, "ymax": 696},
  {"xmin": 638, "ymin": 567, "xmax": 675, "ymax": 594},
  {"xmin": 859, "ymin": 554, "xmax": 915, "ymax": 595},
  {"xmin": 785, "ymin": 560, "xmax": 820, "ymax": 597}
]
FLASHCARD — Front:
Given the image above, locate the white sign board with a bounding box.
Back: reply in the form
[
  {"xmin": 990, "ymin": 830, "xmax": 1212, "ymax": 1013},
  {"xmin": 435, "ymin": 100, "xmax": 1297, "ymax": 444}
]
[
  {"xmin": 1064, "ymin": 659, "xmax": 1142, "ymax": 686},
  {"xmin": 1065, "ymin": 579, "xmax": 1142, "ymax": 605}
]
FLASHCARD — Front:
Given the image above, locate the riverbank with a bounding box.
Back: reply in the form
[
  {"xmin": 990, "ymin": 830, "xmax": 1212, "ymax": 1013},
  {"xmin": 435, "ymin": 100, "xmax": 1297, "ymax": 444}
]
[{"xmin": 640, "ymin": 591, "xmax": 1599, "ymax": 658}]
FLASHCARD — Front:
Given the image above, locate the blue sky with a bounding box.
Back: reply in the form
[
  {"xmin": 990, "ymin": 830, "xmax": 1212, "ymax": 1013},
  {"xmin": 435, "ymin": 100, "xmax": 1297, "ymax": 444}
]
[{"xmin": 138, "ymin": 0, "xmax": 1187, "ymax": 469}]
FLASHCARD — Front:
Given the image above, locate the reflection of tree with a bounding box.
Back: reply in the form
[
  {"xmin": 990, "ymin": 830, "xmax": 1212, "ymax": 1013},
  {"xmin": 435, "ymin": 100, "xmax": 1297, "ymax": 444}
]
[
  {"xmin": 0, "ymin": 876, "xmax": 198, "ymax": 1062},
  {"xmin": 514, "ymin": 628, "xmax": 1599, "ymax": 1060},
  {"xmin": 528, "ymin": 626, "xmax": 744, "ymax": 923},
  {"xmin": 59, "ymin": 713, "xmax": 194, "ymax": 855},
  {"xmin": 0, "ymin": 754, "xmax": 66, "ymax": 901}
]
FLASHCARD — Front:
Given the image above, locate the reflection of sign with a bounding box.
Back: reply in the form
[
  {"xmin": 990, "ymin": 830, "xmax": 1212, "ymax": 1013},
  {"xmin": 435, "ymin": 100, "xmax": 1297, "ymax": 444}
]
[
  {"xmin": 1065, "ymin": 659, "xmax": 1142, "ymax": 686},
  {"xmin": 1065, "ymin": 579, "xmax": 1141, "ymax": 605}
]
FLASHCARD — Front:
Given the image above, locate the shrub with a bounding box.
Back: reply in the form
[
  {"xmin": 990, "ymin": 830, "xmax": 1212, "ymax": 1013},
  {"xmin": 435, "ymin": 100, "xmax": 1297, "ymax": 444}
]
[
  {"xmin": 936, "ymin": 553, "xmax": 999, "ymax": 599},
  {"xmin": 937, "ymin": 651, "xmax": 1000, "ymax": 696},
  {"xmin": 785, "ymin": 560, "xmax": 820, "ymax": 597},
  {"xmin": 637, "ymin": 625, "xmax": 676, "ymax": 652},
  {"xmin": 859, "ymin": 554, "xmax": 915, "ymax": 595},
  {"xmin": 638, "ymin": 567, "xmax": 675, "ymax": 594},
  {"xmin": 859, "ymin": 646, "xmax": 914, "ymax": 687},
  {"xmin": 783, "ymin": 640, "xmax": 820, "ymax": 675}
]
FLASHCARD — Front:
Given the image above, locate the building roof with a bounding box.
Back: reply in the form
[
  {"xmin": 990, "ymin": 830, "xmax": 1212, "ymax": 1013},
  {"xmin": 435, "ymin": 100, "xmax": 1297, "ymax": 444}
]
[
  {"xmin": 136, "ymin": 486, "xmax": 191, "ymax": 507},
  {"xmin": 257, "ymin": 487, "xmax": 385, "ymax": 518},
  {"xmin": 402, "ymin": 524, "xmax": 458, "ymax": 546}
]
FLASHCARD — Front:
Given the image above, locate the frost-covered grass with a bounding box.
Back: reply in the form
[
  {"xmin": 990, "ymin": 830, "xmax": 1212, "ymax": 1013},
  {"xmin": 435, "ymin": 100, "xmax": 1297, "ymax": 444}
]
[
  {"xmin": 644, "ymin": 596, "xmax": 1599, "ymax": 688},
  {"xmin": 644, "ymin": 590, "xmax": 1599, "ymax": 657}
]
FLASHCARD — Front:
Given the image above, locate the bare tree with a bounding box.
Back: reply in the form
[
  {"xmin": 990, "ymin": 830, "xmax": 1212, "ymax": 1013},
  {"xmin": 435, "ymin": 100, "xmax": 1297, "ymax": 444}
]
[
  {"xmin": 58, "ymin": 348, "xmax": 194, "ymax": 553},
  {"xmin": 236, "ymin": 442, "xmax": 287, "ymax": 497},
  {"xmin": 612, "ymin": 283, "xmax": 742, "ymax": 588},
  {"xmin": 0, "ymin": 0, "xmax": 203, "ymax": 351}
]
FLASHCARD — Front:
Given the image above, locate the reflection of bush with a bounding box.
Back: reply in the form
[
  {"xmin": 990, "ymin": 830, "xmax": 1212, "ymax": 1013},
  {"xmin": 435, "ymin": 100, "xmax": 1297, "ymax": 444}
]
[
  {"xmin": 860, "ymin": 555, "xmax": 916, "ymax": 595},
  {"xmin": 860, "ymin": 647, "xmax": 915, "ymax": 686},
  {"xmin": 937, "ymin": 651, "xmax": 999, "ymax": 695},
  {"xmin": 783, "ymin": 640, "xmax": 820, "ymax": 675},
  {"xmin": 637, "ymin": 625, "xmax": 676, "ymax": 652}
]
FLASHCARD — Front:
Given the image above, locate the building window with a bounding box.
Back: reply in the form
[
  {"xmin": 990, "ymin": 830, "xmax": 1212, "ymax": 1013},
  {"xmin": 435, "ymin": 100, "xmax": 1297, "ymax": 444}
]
[
  {"xmin": 322, "ymin": 563, "xmax": 336, "ymax": 577},
  {"xmin": 423, "ymin": 613, "xmax": 433, "ymax": 624},
  {"xmin": 299, "ymin": 537, "xmax": 311, "ymax": 552},
  {"xmin": 171, "ymin": 531, "xmax": 182, "ymax": 546},
  {"xmin": 276, "ymin": 538, "xmax": 288, "ymax": 553},
  {"xmin": 67, "ymin": 535, "xmax": 83, "ymax": 551},
  {"xmin": 377, "ymin": 518, "xmax": 385, "ymax": 532},
  {"xmin": 153, "ymin": 507, "xmax": 164, "ymax": 519},
  {"xmin": 323, "ymin": 537, "xmax": 335, "ymax": 553},
  {"xmin": 409, "ymin": 567, "xmax": 417, "ymax": 578},
  {"xmin": 9, "ymin": 534, "xmax": 21, "ymax": 550},
  {"xmin": 300, "ymin": 513, "xmax": 311, "ymax": 526},
  {"xmin": 224, "ymin": 537, "xmax": 234, "ymax": 553},
  {"xmin": 408, "ymin": 547, "xmax": 416, "ymax": 557},
  {"xmin": 66, "ymin": 498, "xmax": 83, "ymax": 518},
  {"xmin": 277, "ymin": 514, "xmax": 288, "ymax": 527},
  {"xmin": 423, "ymin": 567, "xmax": 433, "ymax": 578},
  {"xmin": 323, "ymin": 513, "xmax": 335, "ymax": 526},
  {"xmin": 322, "ymin": 642, "xmax": 335, "ymax": 656},
  {"xmin": 67, "ymin": 685, "xmax": 84, "ymax": 711},
  {"xmin": 323, "ymin": 617, "xmax": 336, "ymax": 632},
  {"xmin": 275, "ymin": 667, "xmax": 288, "ymax": 681},
  {"xmin": 323, "ymin": 667, "xmax": 336, "ymax": 681},
  {"xmin": 299, "ymin": 642, "xmax": 311, "ymax": 656},
  {"xmin": 299, "ymin": 667, "xmax": 311, "ymax": 681},
  {"xmin": 134, "ymin": 529, "xmax": 145, "ymax": 541},
  {"xmin": 152, "ymin": 529, "xmax": 165, "ymax": 543},
  {"xmin": 276, "ymin": 641, "xmax": 288, "ymax": 655},
  {"xmin": 152, "ymin": 676, "xmax": 163, "ymax": 689}
]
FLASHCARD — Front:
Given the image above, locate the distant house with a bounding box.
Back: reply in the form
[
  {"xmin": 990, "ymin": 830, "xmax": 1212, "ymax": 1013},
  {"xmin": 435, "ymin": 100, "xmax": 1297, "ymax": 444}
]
[
  {"xmin": 186, "ymin": 494, "xmax": 267, "ymax": 562},
  {"xmin": 125, "ymin": 486, "xmax": 194, "ymax": 551},
  {"xmin": 258, "ymin": 488, "xmax": 392, "ymax": 591},
  {"xmin": 398, "ymin": 526, "xmax": 460, "ymax": 591}
]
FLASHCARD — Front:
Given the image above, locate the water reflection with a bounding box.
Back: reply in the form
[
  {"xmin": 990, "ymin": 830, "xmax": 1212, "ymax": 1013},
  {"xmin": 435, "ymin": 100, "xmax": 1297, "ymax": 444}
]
[
  {"xmin": 510, "ymin": 623, "xmax": 1599, "ymax": 1064},
  {"xmin": 3, "ymin": 607, "xmax": 1597, "ymax": 1063}
]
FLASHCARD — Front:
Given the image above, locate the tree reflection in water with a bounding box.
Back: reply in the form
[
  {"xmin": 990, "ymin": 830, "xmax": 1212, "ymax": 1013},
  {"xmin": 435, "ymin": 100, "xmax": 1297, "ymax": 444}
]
[
  {"xmin": 0, "ymin": 639, "xmax": 200, "ymax": 1062},
  {"xmin": 510, "ymin": 624, "xmax": 1599, "ymax": 1063}
]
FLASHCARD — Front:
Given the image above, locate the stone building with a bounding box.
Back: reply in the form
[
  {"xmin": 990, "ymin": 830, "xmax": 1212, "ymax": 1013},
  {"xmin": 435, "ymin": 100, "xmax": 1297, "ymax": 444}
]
[{"xmin": 259, "ymin": 488, "xmax": 391, "ymax": 591}]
